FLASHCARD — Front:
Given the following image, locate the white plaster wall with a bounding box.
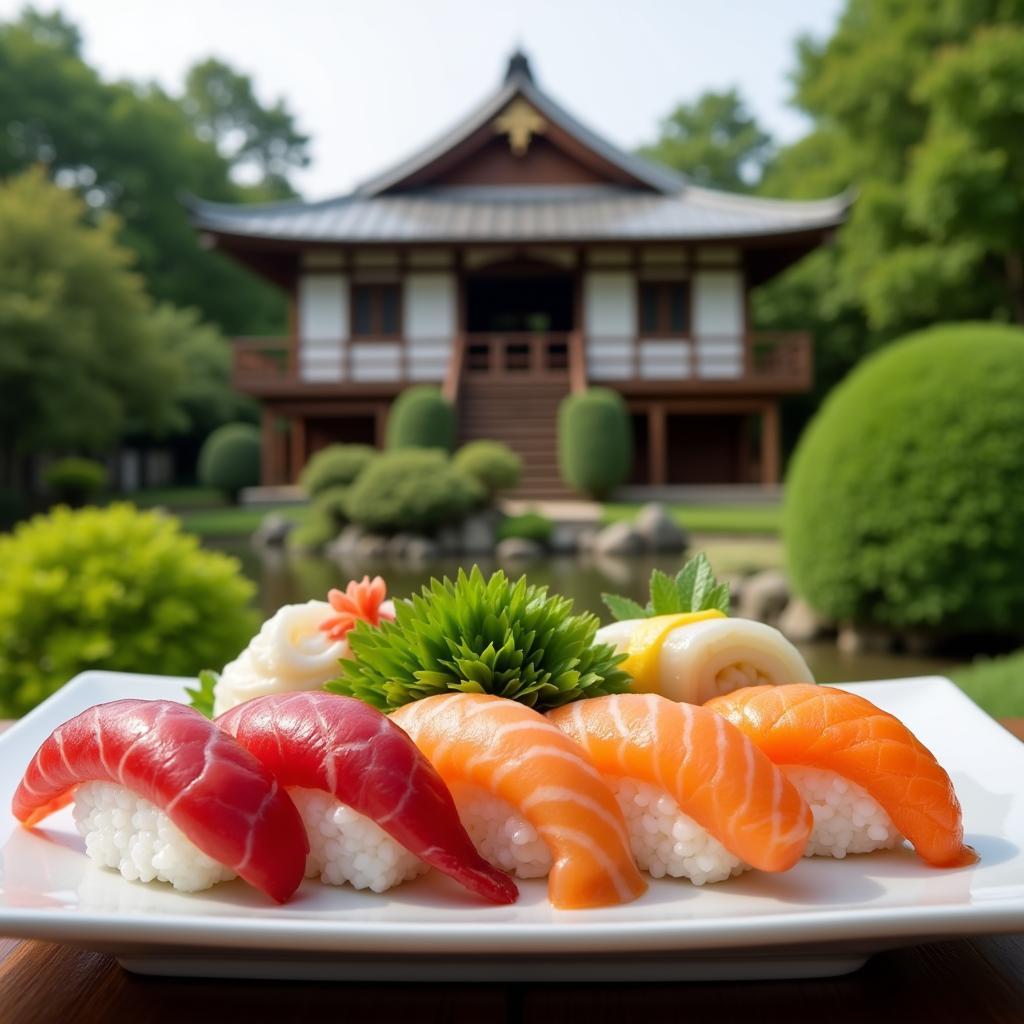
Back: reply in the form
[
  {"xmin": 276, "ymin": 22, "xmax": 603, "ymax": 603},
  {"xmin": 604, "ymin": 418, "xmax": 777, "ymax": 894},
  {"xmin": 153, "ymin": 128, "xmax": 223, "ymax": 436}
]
[
  {"xmin": 404, "ymin": 272, "xmax": 454, "ymax": 381},
  {"xmin": 584, "ymin": 270, "xmax": 635, "ymax": 379},
  {"xmin": 298, "ymin": 273, "xmax": 348, "ymax": 382},
  {"xmin": 692, "ymin": 270, "xmax": 744, "ymax": 379},
  {"xmin": 638, "ymin": 340, "xmax": 691, "ymax": 379},
  {"xmin": 350, "ymin": 343, "xmax": 402, "ymax": 382}
]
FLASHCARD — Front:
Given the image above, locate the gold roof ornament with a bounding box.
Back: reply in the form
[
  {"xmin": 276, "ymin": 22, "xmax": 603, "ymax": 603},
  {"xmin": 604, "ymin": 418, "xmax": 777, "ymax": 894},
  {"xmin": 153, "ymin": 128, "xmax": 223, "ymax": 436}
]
[{"xmin": 494, "ymin": 99, "xmax": 546, "ymax": 157}]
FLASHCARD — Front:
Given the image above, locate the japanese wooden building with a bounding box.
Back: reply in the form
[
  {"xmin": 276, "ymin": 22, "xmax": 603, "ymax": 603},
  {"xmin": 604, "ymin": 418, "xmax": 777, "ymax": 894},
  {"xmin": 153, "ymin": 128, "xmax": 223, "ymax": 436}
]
[{"xmin": 189, "ymin": 52, "xmax": 848, "ymax": 497}]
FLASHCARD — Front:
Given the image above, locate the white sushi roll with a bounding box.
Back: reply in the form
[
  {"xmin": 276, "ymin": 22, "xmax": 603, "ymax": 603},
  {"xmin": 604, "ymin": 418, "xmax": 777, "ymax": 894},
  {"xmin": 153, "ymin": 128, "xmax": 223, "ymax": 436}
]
[{"xmin": 596, "ymin": 615, "xmax": 814, "ymax": 704}]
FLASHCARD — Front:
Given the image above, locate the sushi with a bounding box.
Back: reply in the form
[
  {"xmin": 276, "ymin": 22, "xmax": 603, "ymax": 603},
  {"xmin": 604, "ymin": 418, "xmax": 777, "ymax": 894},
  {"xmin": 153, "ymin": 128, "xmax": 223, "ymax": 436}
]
[
  {"xmin": 706, "ymin": 684, "xmax": 978, "ymax": 867},
  {"xmin": 548, "ymin": 693, "xmax": 812, "ymax": 884},
  {"xmin": 12, "ymin": 700, "xmax": 308, "ymax": 901},
  {"xmin": 212, "ymin": 576, "xmax": 395, "ymax": 717},
  {"xmin": 390, "ymin": 693, "xmax": 647, "ymax": 909},
  {"xmin": 596, "ymin": 613, "xmax": 815, "ymax": 704},
  {"xmin": 217, "ymin": 692, "xmax": 517, "ymax": 903}
]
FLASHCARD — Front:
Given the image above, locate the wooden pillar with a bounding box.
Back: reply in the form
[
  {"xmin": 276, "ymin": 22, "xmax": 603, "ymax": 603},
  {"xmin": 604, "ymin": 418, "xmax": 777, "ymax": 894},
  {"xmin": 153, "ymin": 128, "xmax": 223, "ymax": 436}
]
[
  {"xmin": 649, "ymin": 404, "xmax": 667, "ymax": 486},
  {"xmin": 761, "ymin": 403, "xmax": 780, "ymax": 485},
  {"xmin": 289, "ymin": 415, "xmax": 307, "ymax": 483}
]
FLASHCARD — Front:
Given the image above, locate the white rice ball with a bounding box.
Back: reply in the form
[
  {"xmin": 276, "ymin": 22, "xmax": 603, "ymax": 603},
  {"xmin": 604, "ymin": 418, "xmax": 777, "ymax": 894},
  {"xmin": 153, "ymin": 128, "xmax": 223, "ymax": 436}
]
[
  {"xmin": 73, "ymin": 782, "xmax": 236, "ymax": 893},
  {"xmin": 448, "ymin": 783, "xmax": 552, "ymax": 879},
  {"xmin": 612, "ymin": 777, "xmax": 747, "ymax": 885},
  {"xmin": 783, "ymin": 765, "xmax": 901, "ymax": 858},
  {"xmin": 288, "ymin": 787, "xmax": 427, "ymax": 893}
]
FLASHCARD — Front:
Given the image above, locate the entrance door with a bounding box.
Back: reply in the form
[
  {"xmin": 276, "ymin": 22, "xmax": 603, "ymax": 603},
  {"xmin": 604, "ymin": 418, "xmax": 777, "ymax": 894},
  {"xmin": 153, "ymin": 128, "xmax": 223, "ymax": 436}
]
[{"xmin": 665, "ymin": 414, "xmax": 748, "ymax": 484}]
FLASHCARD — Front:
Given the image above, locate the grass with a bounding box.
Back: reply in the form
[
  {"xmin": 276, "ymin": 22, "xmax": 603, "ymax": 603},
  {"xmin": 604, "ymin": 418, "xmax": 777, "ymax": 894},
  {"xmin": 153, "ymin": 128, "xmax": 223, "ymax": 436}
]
[
  {"xmin": 176, "ymin": 503, "xmax": 305, "ymax": 538},
  {"xmin": 950, "ymin": 651, "xmax": 1024, "ymax": 719},
  {"xmin": 603, "ymin": 503, "xmax": 781, "ymax": 536},
  {"xmin": 126, "ymin": 486, "xmax": 227, "ymax": 510}
]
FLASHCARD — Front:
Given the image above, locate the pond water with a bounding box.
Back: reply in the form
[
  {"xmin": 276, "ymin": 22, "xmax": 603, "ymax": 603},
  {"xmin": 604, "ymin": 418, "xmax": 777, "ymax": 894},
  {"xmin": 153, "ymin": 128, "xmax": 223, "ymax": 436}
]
[{"xmin": 218, "ymin": 541, "xmax": 963, "ymax": 686}]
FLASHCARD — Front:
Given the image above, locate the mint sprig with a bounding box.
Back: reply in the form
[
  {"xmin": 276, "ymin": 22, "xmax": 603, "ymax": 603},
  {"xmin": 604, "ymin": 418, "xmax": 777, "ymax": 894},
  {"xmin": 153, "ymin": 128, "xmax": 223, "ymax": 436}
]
[
  {"xmin": 185, "ymin": 669, "xmax": 219, "ymax": 718},
  {"xmin": 601, "ymin": 553, "xmax": 730, "ymax": 621}
]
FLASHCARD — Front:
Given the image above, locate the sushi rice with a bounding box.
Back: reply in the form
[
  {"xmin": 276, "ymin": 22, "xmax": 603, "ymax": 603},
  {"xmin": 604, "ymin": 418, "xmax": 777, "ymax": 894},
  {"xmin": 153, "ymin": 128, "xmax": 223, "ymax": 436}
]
[{"xmin": 783, "ymin": 766, "xmax": 901, "ymax": 858}]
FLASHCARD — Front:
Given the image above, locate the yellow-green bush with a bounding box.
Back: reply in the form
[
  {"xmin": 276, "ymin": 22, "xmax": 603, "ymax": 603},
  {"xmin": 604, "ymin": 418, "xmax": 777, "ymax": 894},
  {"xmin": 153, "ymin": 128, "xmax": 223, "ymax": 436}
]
[
  {"xmin": 784, "ymin": 323, "xmax": 1024, "ymax": 634},
  {"xmin": 0, "ymin": 504, "xmax": 257, "ymax": 716}
]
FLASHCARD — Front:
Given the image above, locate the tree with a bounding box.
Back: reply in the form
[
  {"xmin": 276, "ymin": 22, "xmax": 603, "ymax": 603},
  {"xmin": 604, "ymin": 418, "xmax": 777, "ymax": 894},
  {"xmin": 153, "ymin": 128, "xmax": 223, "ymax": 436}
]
[
  {"xmin": 0, "ymin": 169, "xmax": 179, "ymax": 483},
  {"xmin": 182, "ymin": 58, "xmax": 310, "ymax": 200},
  {"xmin": 637, "ymin": 89, "xmax": 774, "ymax": 192}
]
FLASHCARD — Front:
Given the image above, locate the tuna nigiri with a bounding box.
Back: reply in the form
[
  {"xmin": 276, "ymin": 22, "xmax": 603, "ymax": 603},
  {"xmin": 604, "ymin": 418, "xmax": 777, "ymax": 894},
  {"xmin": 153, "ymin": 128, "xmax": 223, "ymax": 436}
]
[
  {"xmin": 706, "ymin": 684, "xmax": 977, "ymax": 867},
  {"xmin": 390, "ymin": 693, "xmax": 646, "ymax": 910},
  {"xmin": 12, "ymin": 700, "xmax": 308, "ymax": 902},
  {"xmin": 217, "ymin": 692, "xmax": 517, "ymax": 904},
  {"xmin": 548, "ymin": 693, "xmax": 812, "ymax": 883}
]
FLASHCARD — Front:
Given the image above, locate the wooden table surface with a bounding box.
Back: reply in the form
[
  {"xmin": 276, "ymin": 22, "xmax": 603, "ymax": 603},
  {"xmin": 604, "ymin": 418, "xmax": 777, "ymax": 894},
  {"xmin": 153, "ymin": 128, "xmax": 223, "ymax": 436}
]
[{"xmin": 2, "ymin": 719, "xmax": 1023, "ymax": 1024}]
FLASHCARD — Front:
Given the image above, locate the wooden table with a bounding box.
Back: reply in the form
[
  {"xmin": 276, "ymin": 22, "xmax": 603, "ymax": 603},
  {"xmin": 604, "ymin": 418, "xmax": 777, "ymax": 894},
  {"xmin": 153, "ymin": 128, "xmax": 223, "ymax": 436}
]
[{"xmin": 3, "ymin": 720, "xmax": 1023, "ymax": 1024}]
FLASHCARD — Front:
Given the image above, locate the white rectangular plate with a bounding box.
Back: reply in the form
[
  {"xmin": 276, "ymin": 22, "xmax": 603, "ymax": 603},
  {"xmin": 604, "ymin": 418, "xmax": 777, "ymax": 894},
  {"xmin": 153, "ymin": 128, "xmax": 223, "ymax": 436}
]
[{"xmin": 1, "ymin": 672, "xmax": 1022, "ymax": 982}]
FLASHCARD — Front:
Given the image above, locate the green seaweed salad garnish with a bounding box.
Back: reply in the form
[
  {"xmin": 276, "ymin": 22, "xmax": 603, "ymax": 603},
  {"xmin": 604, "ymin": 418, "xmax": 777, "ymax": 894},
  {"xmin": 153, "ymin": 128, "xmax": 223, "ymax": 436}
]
[
  {"xmin": 601, "ymin": 552, "xmax": 731, "ymax": 621},
  {"xmin": 185, "ymin": 669, "xmax": 219, "ymax": 718},
  {"xmin": 327, "ymin": 566, "xmax": 630, "ymax": 712}
]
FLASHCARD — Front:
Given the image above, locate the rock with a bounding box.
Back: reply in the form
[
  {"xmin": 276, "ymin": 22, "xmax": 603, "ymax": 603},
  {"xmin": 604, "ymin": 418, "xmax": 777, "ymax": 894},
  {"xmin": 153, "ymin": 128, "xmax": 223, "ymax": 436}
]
[
  {"xmin": 436, "ymin": 525, "xmax": 462, "ymax": 555},
  {"xmin": 576, "ymin": 527, "xmax": 600, "ymax": 554},
  {"xmin": 325, "ymin": 524, "xmax": 365, "ymax": 561},
  {"xmin": 251, "ymin": 512, "xmax": 294, "ymax": 547},
  {"xmin": 736, "ymin": 569, "xmax": 791, "ymax": 625},
  {"xmin": 403, "ymin": 535, "xmax": 440, "ymax": 562},
  {"xmin": 592, "ymin": 521, "xmax": 644, "ymax": 557},
  {"xmin": 495, "ymin": 537, "xmax": 545, "ymax": 562},
  {"xmin": 777, "ymin": 598, "xmax": 832, "ymax": 643},
  {"xmin": 461, "ymin": 510, "xmax": 501, "ymax": 555},
  {"xmin": 837, "ymin": 623, "xmax": 896, "ymax": 655},
  {"xmin": 548, "ymin": 522, "xmax": 579, "ymax": 555},
  {"xmin": 386, "ymin": 533, "xmax": 414, "ymax": 560},
  {"xmin": 353, "ymin": 533, "xmax": 390, "ymax": 561},
  {"xmin": 634, "ymin": 503, "xmax": 688, "ymax": 552}
]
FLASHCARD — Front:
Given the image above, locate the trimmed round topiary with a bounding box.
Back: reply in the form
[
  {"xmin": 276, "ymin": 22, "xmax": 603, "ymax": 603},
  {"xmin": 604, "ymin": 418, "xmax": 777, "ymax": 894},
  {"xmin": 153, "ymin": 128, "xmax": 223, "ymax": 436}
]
[
  {"xmin": 453, "ymin": 440, "xmax": 522, "ymax": 500},
  {"xmin": 0, "ymin": 504, "xmax": 257, "ymax": 717},
  {"xmin": 386, "ymin": 386, "xmax": 456, "ymax": 452},
  {"xmin": 44, "ymin": 457, "xmax": 108, "ymax": 507},
  {"xmin": 558, "ymin": 388, "xmax": 632, "ymax": 499},
  {"xmin": 300, "ymin": 444, "xmax": 376, "ymax": 496},
  {"xmin": 346, "ymin": 449, "xmax": 479, "ymax": 534},
  {"xmin": 784, "ymin": 323, "xmax": 1024, "ymax": 635},
  {"xmin": 198, "ymin": 423, "xmax": 261, "ymax": 502}
]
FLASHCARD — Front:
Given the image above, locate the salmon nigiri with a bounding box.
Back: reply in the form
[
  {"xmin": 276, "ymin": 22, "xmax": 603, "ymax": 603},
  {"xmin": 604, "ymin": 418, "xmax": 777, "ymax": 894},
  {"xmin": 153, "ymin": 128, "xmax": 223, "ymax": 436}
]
[
  {"xmin": 12, "ymin": 700, "xmax": 308, "ymax": 902},
  {"xmin": 217, "ymin": 692, "xmax": 516, "ymax": 904},
  {"xmin": 548, "ymin": 693, "xmax": 812, "ymax": 883},
  {"xmin": 706, "ymin": 684, "xmax": 977, "ymax": 868},
  {"xmin": 390, "ymin": 693, "xmax": 646, "ymax": 910}
]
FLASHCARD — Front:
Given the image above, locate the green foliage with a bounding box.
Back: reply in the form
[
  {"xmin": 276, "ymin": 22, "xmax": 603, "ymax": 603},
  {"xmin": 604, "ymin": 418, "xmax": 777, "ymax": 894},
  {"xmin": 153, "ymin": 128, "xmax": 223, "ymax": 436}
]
[
  {"xmin": 197, "ymin": 423, "xmax": 261, "ymax": 502},
  {"xmin": 453, "ymin": 440, "xmax": 522, "ymax": 500},
  {"xmin": 0, "ymin": 169, "xmax": 180, "ymax": 468},
  {"xmin": 185, "ymin": 669, "xmax": 219, "ymax": 718},
  {"xmin": 327, "ymin": 566, "xmax": 630, "ymax": 711},
  {"xmin": 637, "ymin": 88, "xmax": 774, "ymax": 191},
  {"xmin": 602, "ymin": 553, "xmax": 730, "ymax": 621},
  {"xmin": 345, "ymin": 449, "xmax": 479, "ymax": 534},
  {"xmin": 498, "ymin": 511, "xmax": 554, "ymax": 545},
  {"xmin": 0, "ymin": 504, "xmax": 256, "ymax": 717},
  {"xmin": 44, "ymin": 457, "xmax": 107, "ymax": 506},
  {"xmin": 300, "ymin": 444, "xmax": 377, "ymax": 496},
  {"xmin": 386, "ymin": 386, "xmax": 456, "ymax": 452},
  {"xmin": 286, "ymin": 507, "xmax": 338, "ymax": 553},
  {"xmin": 558, "ymin": 389, "xmax": 632, "ymax": 499},
  {"xmin": 951, "ymin": 651, "xmax": 1024, "ymax": 718},
  {"xmin": 784, "ymin": 324, "xmax": 1024, "ymax": 634}
]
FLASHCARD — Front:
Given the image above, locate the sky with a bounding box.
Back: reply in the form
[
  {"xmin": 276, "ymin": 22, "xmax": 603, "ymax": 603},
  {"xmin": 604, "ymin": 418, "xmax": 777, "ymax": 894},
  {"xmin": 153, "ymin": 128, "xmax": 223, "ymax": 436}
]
[{"xmin": 1, "ymin": 0, "xmax": 844, "ymax": 199}]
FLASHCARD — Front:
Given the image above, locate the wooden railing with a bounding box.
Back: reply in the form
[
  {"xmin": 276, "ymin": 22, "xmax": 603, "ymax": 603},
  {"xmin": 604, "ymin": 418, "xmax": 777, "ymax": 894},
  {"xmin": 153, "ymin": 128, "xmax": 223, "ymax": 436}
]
[{"xmin": 461, "ymin": 333, "xmax": 572, "ymax": 380}]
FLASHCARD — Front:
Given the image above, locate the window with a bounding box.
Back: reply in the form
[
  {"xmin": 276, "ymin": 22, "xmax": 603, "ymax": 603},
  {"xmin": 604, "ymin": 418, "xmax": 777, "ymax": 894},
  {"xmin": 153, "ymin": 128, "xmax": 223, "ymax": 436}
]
[
  {"xmin": 351, "ymin": 283, "xmax": 402, "ymax": 338},
  {"xmin": 638, "ymin": 280, "xmax": 690, "ymax": 336}
]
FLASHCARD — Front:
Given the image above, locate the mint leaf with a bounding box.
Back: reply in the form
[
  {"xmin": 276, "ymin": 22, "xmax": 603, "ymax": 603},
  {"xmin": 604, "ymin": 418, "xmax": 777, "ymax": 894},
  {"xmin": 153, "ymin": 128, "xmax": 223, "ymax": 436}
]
[
  {"xmin": 601, "ymin": 593, "xmax": 648, "ymax": 621},
  {"xmin": 689, "ymin": 553, "xmax": 716, "ymax": 612},
  {"xmin": 185, "ymin": 669, "xmax": 219, "ymax": 718},
  {"xmin": 704, "ymin": 581, "xmax": 732, "ymax": 614},
  {"xmin": 649, "ymin": 569, "xmax": 680, "ymax": 615},
  {"xmin": 674, "ymin": 558, "xmax": 700, "ymax": 609}
]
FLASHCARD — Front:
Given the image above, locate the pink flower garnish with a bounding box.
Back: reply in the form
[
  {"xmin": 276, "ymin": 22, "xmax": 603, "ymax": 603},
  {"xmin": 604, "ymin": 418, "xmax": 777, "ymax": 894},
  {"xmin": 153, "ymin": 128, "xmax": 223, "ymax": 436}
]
[{"xmin": 320, "ymin": 576, "xmax": 393, "ymax": 641}]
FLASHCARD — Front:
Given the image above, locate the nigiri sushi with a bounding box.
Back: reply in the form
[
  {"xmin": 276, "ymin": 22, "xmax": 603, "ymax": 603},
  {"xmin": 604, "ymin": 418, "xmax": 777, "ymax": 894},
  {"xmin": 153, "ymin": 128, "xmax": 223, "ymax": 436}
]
[
  {"xmin": 596, "ymin": 612, "xmax": 814, "ymax": 704},
  {"xmin": 12, "ymin": 700, "xmax": 308, "ymax": 901},
  {"xmin": 217, "ymin": 692, "xmax": 517, "ymax": 903},
  {"xmin": 706, "ymin": 684, "xmax": 977, "ymax": 867},
  {"xmin": 212, "ymin": 576, "xmax": 395, "ymax": 717},
  {"xmin": 390, "ymin": 693, "xmax": 646, "ymax": 909},
  {"xmin": 548, "ymin": 693, "xmax": 812, "ymax": 884}
]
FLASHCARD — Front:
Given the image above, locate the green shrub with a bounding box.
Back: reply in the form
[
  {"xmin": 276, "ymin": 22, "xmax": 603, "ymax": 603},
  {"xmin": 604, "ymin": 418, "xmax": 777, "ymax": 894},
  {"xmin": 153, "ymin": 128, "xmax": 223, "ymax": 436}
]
[
  {"xmin": 197, "ymin": 423, "xmax": 261, "ymax": 502},
  {"xmin": 287, "ymin": 506, "xmax": 338, "ymax": 553},
  {"xmin": 951, "ymin": 650, "xmax": 1024, "ymax": 719},
  {"xmin": 558, "ymin": 388, "xmax": 632, "ymax": 498},
  {"xmin": 386, "ymin": 386, "xmax": 456, "ymax": 451},
  {"xmin": 44, "ymin": 457, "xmax": 108, "ymax": 507},
  {"xmin": 454, "ymin": 440, "xmax": 522, "ymax": 500},
  {"xmin": 300, "ymin": 444, "xmax": 376, "ymax": 496},
  {"xmin": 498, "ymin": 511, "xmax": 554, "ymax": 545},
  {"xmin": 0, "ymin": 504, "xmax": 257, "ymax": 717},
  {"xmin": 784, "ymin": 323, "xmax": 1024, "ymax": 635},
  {"xmin": 346, "ymin": 449, "xmax": 478, "ymax": 533}
]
